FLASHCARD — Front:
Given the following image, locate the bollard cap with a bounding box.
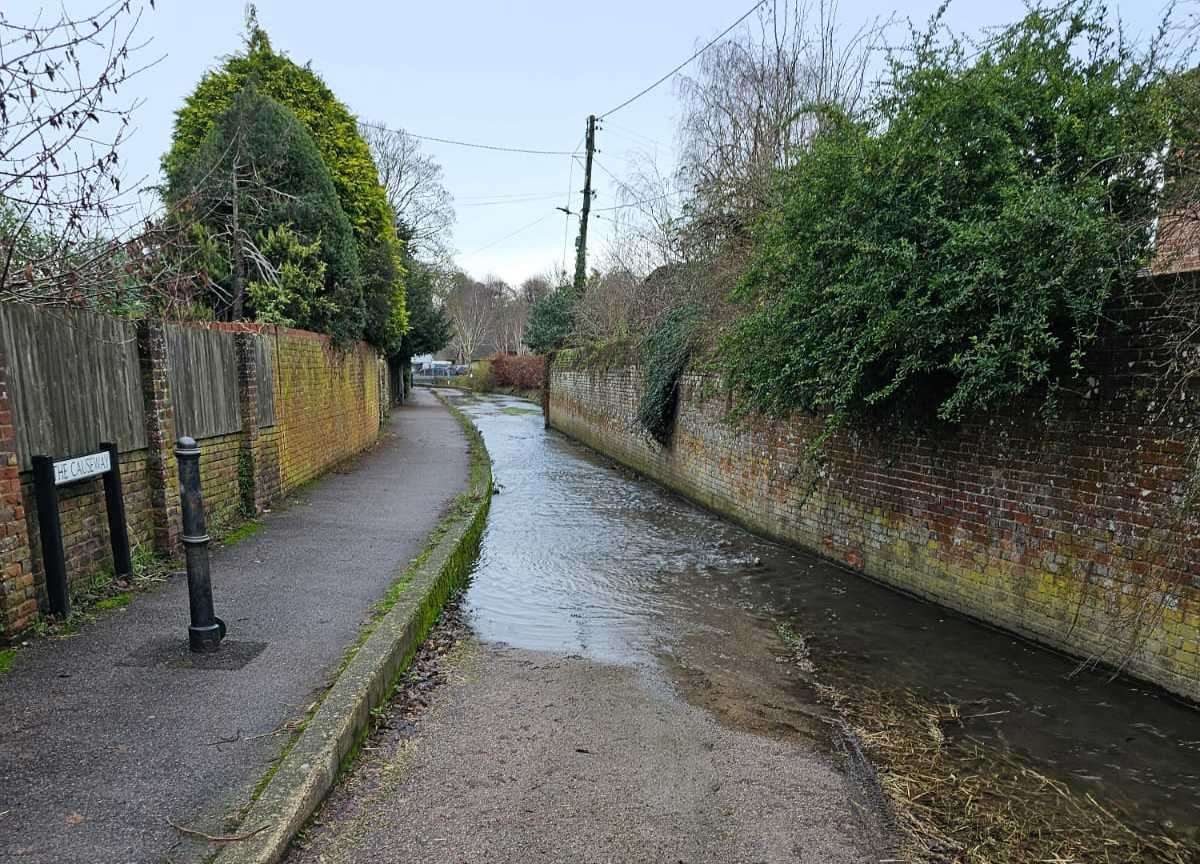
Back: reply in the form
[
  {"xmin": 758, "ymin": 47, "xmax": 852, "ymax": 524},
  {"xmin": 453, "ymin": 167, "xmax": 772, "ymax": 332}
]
[{"xmin": 174, "ymin": 436, "xmax": 200, "ymax": 456}]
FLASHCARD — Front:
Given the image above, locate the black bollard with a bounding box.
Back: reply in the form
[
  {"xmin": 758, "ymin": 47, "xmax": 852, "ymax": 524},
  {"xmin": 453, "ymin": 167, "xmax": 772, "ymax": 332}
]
[{"xmin": 175, "ymin": 436, "xmax": 226, "ymax": 652}]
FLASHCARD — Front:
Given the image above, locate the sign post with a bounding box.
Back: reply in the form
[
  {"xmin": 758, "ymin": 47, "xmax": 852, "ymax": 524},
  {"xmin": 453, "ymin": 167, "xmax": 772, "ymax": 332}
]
[
  {"xmin": 31, "ymin": 444, "xmax": 133, "ymax": 619},
  {"xmin": 101, "ymin": 442, "xmax": 132, "ymax": 582},
  {"xmin": 30, "ymin": 456, "xmax": 69, "ymax": 618}
]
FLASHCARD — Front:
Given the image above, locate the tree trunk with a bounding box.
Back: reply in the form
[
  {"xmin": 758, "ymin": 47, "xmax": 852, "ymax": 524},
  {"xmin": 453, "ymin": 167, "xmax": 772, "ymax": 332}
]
[{"xmin": 229, "ymin": 171, "xmax": 245, "ymax": 321}]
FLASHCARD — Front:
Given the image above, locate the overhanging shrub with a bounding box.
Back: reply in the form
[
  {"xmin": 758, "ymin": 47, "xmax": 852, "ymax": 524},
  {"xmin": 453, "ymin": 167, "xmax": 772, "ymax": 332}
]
[
  {"xmin": 724, "ymin": 1, "xmax": 1173, "ymax": 427},
  {"xmin": 164, "ymin": 24, "xmax": 405, "ymax": 348}
]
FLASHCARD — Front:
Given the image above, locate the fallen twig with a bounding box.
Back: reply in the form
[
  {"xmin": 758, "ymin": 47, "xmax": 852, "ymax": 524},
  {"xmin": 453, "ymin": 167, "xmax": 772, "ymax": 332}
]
[{"xmin": 167, "ymin": 818, "xmax": 268, "ymax": 844}]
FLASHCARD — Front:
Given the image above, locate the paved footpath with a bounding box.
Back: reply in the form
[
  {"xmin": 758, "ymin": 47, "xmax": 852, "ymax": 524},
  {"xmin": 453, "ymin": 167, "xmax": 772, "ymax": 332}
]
[{"xmin": 0, "ymin": 388, "xmax": 467, "ymax": 864}]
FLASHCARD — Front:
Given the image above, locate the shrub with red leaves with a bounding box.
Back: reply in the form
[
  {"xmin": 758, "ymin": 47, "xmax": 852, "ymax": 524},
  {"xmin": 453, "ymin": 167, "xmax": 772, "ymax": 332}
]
[{"xmin": 490, "ymin": 353, "xmax": 545, "ymax": 390}]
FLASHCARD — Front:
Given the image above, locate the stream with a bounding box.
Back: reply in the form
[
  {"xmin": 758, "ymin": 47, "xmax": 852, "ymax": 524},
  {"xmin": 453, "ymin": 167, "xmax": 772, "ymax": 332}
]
[{"xmin": 445, "ymin": 390, "xmax": 1200, "ymax": 853}]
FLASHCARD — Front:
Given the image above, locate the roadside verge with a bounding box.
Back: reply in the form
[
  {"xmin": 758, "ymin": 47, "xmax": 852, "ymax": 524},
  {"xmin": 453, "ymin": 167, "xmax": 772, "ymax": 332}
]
[{"xmin": 214, "ymin": 393, "xmax": 492, "ymax": 864}]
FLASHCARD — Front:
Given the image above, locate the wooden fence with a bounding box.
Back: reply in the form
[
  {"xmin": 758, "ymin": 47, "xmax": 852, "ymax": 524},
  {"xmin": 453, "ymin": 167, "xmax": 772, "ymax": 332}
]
[
  {"xmin": 255, "ymin": 336, "xmax": 276, "ymax": 427},
  {"xmin": 0, "ymin": 303, "xmax": 147, "ymax": 469},
  {"xmin": 165, "ymin": 325, "xmax": 242, "ymax": 440}
]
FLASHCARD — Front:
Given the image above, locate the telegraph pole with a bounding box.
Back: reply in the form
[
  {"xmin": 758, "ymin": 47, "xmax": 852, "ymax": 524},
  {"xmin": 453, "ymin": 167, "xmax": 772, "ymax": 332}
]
[{"xmin": 572, "ymin": 114, "xmax": 596, "ymax": 292}]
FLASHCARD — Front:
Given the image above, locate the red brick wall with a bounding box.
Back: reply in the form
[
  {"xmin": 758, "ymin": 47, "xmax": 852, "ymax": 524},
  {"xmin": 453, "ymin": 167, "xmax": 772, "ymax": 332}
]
[
  {"xmin": 550, "ymin": 320, "xmax": 1200, "ymax": 702},
  {"xmin": 0, "ymin": 345, "xmax": 35, "ymax": 635}
]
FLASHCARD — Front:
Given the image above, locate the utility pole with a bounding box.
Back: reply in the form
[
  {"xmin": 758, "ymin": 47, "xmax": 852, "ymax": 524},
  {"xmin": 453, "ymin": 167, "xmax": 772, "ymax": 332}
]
[{"xmin": 572, "ymin": 114, "xmax": 596, "ymax": 293}]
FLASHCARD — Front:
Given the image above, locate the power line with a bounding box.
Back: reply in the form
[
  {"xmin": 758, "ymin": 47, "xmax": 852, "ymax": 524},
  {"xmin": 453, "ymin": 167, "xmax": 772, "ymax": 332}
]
[
  {"xmin": 458, "ymin": 192, "xmax": 567, "ymax": 208},
  {"xmin": 465, "ymin": 211, "xmax": 557, "ymax": 256},
  {"xmin": 457, "ymin": 189, "xmax": 562, "ymax": 202},
  {"xmin": 560, "ymin": 133, "xmax": 586, "ymax": 273},
  {"xmin": 598, "ymin": 0, "xmax": 766, "ymax": 119},
  {"xmin": 602, "ymin": 121, "xmax": 669, "ymax": 151},
  {"xmin": 590, "ymin": 156, "xmax": 640, "ymax": 198},
  {"xmin": 359, "ymin": 120, "xmax": 575, "ymax": 156},
  {"xmin": 594, "ymin": 190, "xmax": 682, "ymax": 213}
]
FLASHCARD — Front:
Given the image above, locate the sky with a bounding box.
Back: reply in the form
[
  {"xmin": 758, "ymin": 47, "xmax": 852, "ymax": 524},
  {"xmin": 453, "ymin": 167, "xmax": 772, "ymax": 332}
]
[{"xmin": 9, "ymin": 0, "xmax": 1178, "ymax": 284}]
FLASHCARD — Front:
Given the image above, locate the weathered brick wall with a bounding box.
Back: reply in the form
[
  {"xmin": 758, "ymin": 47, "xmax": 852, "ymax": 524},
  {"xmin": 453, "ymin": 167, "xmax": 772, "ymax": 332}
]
[
  {"xmin": 257, "ymin": 426, "xmax": 282, "ymax": 505},
  {"xmin": 550, "ymin": 359, "xmax": 1200, "ymax": 703},
  {"xmin": 19, "ymin": 451, "xmax": 155, "ymax": 604},
  {"xmin": 0, "ymin": 311, "xmax": 386, "ymax": 638},
  {"xmin": 194, "ymin": 432, "xmax": 244, "ymax": 530},
  {"xmin": 273, "ymin": 329, "xmax": 383, "ymax": 494},
  {"xmin": 0, "ymin": 344, "xmax": 35, "ymax": 635}
]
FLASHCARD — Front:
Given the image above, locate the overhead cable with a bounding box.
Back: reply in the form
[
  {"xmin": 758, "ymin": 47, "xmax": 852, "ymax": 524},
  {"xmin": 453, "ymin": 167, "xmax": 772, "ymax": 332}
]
[
  {"xmin": 359, "ymin": 120, "xmax": 574, "ymax": 156},
  {"xmin": 598, "ymin": 0, "xmax": 767, "ymax": 119},
  {"xmin": 465, "ymin": 211, "xmax": 557, "ymax": 255}
]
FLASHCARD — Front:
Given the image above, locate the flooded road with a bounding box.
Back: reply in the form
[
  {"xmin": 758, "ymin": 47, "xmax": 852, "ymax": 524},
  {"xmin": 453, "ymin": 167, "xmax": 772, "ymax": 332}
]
[{"xmin": 452, "ymin": 391, "xmax": 1200, "ymax": 858}]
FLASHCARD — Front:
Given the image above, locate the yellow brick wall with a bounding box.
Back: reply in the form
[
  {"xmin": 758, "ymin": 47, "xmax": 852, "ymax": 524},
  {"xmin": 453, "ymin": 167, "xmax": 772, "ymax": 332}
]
[
  {"xmin": 272, "ymin": 329, "xmax": 383, "ymax": 495},
  {"xmin": 195, "ymin": 431, "xmax": 244, "ymax": 530}
]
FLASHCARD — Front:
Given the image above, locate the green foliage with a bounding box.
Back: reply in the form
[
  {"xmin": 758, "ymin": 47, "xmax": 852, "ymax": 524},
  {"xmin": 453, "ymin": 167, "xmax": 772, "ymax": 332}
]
[
  {"xmin": 525, "ymin": 285, "xmax": 576, "ymax": 354},
  {"xmin": 163, "ymin": 25, "xmax": 404, "ymax": 344},
  {"xmin": 725, "ymin": 1, "xmax": 1172, "ymax": 426},
  {"xmin": 359, "ymin": 235, "xmax": 407, "ymax": 354},
  {"xmin": 246, "ymin": 225, "xmax": 323, "ymax": 328},
  {"xmin": 166, "ymin": 87, "xmax": 366, "ymax": 343},
  {"xmin": 638, "ymin": 305, "xmax": 699, "ymax": 443},
  {"xmin": 399, "ymin": 258, "xmax": 452, "ymax": 358},
  {"xmin": 457, "ymin": 359, "xmax": 495, "ymax": 393}
]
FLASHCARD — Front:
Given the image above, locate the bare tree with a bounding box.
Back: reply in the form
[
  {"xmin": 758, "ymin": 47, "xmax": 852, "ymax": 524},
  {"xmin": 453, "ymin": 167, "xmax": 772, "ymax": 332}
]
[
  {"xmin": 359, "ymin": 122, "xmax": 455, "ymax": 262},
  {"xmin": 1, "ymin": 1, "xmax": 160, "ymax": 299},
  {"xmin": 444, "ymin": 273, "xmax": 498, "ymax": 362},
  {"xmin": 520, "ymin": 275, "xmax": 551, "ymax": 305},
  {"xmin": 675, "ymin": 0, "xmax": 886, "ymax": 242},
  {"xmin": 601, "ymin": 152, "xmax": 691, "ymax": 277},
  {"xmin": 493, "ymin": 279, "xmax": 531, "ymax": 355}
]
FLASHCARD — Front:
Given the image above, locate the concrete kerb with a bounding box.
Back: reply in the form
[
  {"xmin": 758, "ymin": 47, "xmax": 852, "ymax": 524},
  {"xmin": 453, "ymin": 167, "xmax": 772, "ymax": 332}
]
[{"xmin": 213, "ymin": 399, "xmax": 492, "ymax": 864}]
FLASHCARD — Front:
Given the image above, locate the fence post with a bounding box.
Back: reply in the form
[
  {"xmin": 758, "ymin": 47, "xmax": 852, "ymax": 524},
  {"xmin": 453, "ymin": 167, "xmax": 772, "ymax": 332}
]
[
  {"xmin": 137, "ymin": 320, "xmax": 181, "ymax": 554},
  {"xmin": 0, "ymin": 345, "xmax": 36, "ymax": 636}
]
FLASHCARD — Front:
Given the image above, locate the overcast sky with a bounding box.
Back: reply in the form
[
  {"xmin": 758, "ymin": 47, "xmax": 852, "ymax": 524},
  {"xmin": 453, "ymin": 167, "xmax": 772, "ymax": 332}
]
[{"xmin": 9, "ymin": 0, "xmax": 1177, "ymax": 284}]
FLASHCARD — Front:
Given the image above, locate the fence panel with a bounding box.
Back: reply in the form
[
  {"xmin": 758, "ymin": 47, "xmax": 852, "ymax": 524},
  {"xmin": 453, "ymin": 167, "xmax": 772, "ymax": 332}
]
[
  {"xmin": 255, "ymin": 336, "xmax": 276, "ymax": 427},
  {"xmin": 0, "ymin": 303, "xmax": 147, "ymax": 469},
  {"xmin": 165, "ymin": 325, "xmax": 241, "ymax": 439}
]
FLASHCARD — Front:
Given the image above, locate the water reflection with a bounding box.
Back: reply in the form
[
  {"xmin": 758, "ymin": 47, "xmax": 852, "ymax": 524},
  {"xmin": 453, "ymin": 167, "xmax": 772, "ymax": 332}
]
[{"xmin": 450, "ymin": 391, "xmax": 1200, "ymax": 842}]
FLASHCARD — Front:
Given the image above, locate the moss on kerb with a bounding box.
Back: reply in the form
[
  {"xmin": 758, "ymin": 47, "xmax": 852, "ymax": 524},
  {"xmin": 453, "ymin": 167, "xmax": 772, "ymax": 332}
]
[{"xmin": 212, "ymin": 393, "xmax": 491, "ymax": 864}]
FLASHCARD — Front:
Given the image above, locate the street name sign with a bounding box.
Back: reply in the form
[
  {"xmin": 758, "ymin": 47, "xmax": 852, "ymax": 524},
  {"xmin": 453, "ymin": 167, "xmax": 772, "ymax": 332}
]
[
  {"xmin": 53, "ymin": 450, "xmax": 112, "ymax": 486},
  {"xmin": 32, "ymin": 442, "xmax": 131, "ymax": 618}
]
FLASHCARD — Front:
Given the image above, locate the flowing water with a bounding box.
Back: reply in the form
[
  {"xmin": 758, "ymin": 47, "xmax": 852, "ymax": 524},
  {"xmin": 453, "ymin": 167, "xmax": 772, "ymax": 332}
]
[{"xmin": 446, "ymin": 391, "xmax": 1200, "ymax": 850}]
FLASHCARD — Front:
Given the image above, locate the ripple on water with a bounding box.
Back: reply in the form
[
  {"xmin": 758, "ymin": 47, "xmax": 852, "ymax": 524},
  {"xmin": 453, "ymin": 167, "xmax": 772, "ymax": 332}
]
[{"xmin": 453, "ymin": 392, "xmax": 1200, "ymax": 847}]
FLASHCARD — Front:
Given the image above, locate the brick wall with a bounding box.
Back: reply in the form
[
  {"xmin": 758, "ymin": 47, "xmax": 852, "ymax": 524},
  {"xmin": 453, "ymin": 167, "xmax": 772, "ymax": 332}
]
[
  {"xmin": 194, "ymin": 432, "xmax": 244, "ymax": 530},
  {"xmin": 0, "ymin": 312, "xmax": 388, "ymax": 638},
  {"xmin": 19, "ymin": 450, "xmax": 155, "ymax": 609},
  {"xmin": 273, "ymin": 330, "xmax": 383, "ymax": 494},
  {"xmin": 549, "ymin": 355, "xmax": 1200, "ymax": 703},
  {"xmin": 0, "ymin": 344, "xmax": 35, "ymax": 634}
]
